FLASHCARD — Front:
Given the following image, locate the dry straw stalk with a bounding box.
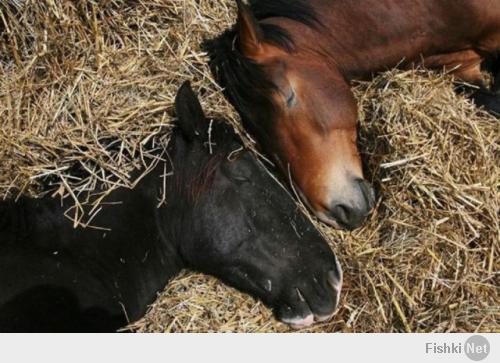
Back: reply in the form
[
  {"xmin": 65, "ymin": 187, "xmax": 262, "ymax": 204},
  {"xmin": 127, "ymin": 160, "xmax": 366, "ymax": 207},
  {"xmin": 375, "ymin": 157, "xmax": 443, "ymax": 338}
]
[{"xmin": 0, "ymin": 0, "xmax": 498, "ymax": 332}]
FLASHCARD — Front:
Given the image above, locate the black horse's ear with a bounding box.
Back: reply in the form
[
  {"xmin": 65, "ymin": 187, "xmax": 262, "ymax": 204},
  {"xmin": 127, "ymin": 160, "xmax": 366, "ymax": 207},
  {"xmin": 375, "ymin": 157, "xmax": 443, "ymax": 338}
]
[
  {"xmin": 235, "ymin": 0, "xmax": 263, "ymax": 57},
  {"xmin": 175, "ymin": 81, "xmax": 207, "ymax": 141}
]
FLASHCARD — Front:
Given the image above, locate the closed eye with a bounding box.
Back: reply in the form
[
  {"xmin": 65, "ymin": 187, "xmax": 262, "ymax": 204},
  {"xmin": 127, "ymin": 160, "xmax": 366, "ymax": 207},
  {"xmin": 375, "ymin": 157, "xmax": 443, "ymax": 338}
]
[
  {"xmin": 286, "ymin": 88, "xmax": 296, "ymax": 108},
  {"xmin": 233, "ymin": 175, "xmax": 250, "ymax": 183}
]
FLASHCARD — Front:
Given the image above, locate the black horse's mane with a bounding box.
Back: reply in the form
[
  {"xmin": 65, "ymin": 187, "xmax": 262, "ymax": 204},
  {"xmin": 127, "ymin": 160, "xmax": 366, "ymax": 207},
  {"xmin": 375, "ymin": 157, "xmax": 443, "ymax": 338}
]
[
  {"xmin": 204, "ymin": 0, "xmax": 318, "ymax": 143},
  {"xmin": 171, "ymin": 118, "xmax": 243, "ymax": 204}
]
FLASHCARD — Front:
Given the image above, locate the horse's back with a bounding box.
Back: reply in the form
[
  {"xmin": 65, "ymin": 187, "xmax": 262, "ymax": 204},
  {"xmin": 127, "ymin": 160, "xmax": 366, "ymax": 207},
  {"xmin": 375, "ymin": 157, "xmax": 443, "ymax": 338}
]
[
  {"xmin": 0, "ymin": 260, "xmax": 125, "ymax": 332},
  {"xmin": 0, "ymin": 197, "xmax": 126, "ymax": 331},
  {"xmin": 300, "ymin": 0, "xmax": 500, "ymax": 77}
]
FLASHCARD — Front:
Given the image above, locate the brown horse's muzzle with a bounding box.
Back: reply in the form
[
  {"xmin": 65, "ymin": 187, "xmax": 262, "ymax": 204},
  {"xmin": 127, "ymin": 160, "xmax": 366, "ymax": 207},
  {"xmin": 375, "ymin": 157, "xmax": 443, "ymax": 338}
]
[{"xmin": 326, "ymin": 178, "xmax": 375, "ymax": 230}]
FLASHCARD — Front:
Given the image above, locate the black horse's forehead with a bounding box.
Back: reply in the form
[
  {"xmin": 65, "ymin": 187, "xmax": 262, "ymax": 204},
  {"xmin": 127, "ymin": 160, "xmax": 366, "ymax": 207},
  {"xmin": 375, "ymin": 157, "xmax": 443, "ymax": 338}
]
[
  {"xmin": 186, "ymin": 119, "xmax": 270, "ymax": 186},
  {"xmin": 220, "ymin": 149, "xmax": 258, "ymax": 177},
  {"xmin": 200, "ymin": 120, "xmax": 238, "ymax": 146}
]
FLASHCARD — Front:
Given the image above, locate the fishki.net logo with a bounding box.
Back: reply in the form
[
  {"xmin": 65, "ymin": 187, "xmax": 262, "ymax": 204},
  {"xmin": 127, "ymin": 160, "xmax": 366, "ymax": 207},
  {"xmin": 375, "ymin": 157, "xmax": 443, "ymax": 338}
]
[{"xmin": 425, "ymin": 335, "xmax": 490, "ymax": 361}]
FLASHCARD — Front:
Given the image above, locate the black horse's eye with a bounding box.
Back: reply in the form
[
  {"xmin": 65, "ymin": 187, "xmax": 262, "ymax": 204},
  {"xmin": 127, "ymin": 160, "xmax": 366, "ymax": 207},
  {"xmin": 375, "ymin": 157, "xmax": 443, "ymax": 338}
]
[
  {"xmin": 233, "ymin": 175, "xmax": 249, "ymax": 183},
  {"xmin": 221, "ymin": 161, "xmax": 252, "ymax": 183}
]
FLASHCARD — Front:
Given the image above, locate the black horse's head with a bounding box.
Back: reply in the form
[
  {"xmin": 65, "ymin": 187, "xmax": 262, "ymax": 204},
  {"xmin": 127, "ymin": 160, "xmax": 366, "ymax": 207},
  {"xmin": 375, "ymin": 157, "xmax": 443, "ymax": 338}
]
[{"xmin": 166, "ymin": 82, "xmax": 342, "ymax": 328}]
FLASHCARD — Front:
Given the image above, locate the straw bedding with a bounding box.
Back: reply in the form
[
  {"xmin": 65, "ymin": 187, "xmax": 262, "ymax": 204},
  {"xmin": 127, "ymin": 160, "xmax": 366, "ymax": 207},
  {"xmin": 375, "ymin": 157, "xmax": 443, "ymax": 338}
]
[{"xmin": 0, "ymin": 0, "xmax": 498, "ymax": 332}]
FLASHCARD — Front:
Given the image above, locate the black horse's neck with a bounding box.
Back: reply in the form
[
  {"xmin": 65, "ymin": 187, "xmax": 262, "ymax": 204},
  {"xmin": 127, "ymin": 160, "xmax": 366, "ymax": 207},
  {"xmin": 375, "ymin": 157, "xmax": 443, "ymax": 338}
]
[
  {"xmin": 0, "ymin": 129, "xmax": 220, "ymax": 330},
  {"xmin": 0, "ymin": 202, "xmax": 10, "ymax": 233}
]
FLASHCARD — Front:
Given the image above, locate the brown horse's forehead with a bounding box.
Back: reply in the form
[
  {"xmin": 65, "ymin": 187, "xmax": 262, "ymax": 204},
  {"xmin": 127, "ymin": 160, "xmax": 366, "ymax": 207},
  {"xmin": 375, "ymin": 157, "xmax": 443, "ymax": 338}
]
[
  {"xmin": 287, "ymin": 59, "xmax": 343, "ymax": 91},
  {"xmin": 272, "ymin": 69, "xmax": 358, "ymax": 129},
  {"xmin": 254, "ymin": 44, "xmax": 358, "ymax": 131},
  {"xmin": 267, "ymin": 53, "xmax": 334, "ymax": 78}
]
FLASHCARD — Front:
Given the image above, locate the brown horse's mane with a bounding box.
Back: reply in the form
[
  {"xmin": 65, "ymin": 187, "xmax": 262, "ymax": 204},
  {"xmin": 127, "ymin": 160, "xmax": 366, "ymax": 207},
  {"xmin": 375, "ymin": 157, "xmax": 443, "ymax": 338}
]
[
  {"xmin": 249, "ymin": 0, "xmax": 318, "ymax": 28},
  {"xmin": 205, "ymin": 0, "xmax": 318, "ymax": 144}
]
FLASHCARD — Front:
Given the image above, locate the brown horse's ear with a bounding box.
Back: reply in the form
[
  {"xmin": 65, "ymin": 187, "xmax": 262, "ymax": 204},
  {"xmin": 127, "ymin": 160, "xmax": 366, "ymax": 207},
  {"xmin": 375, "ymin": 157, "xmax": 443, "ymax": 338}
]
[
  {"xmin": 236, "ymin": 0, "xmax": 263, "ymax": 57},
  {"xmin": 175, "ymin": 81, "xmax": 207, "ymax": 141}
]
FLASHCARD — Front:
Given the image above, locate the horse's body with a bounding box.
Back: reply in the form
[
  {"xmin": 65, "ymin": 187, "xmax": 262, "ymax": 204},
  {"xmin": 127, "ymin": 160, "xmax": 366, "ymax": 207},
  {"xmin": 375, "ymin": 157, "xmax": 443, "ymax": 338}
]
[
  {"xmin": 287, "ymin": 0, "xmax": 500, "ymax": 81},
  {"xmin": 0, "ymin": 83, "xmax": 342, "ymax": 332},
  {"xmin": 208, "ymin": 0, "xmax": 500, "ymax": 230},
  {"xmin": 0, "ymin": 176, "xmax": 181, "ymax": 332}
]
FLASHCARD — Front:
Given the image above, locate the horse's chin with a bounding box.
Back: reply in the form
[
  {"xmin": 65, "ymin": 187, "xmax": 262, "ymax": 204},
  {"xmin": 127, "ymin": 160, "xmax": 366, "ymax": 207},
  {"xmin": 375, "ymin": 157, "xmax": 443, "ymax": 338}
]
[
  {"xmin": 295, "ymin": 186, "xmax": 345, "ymax": 230},
  {"xmin": 315, "ymin": 212, "xmax": 344, "ymax": 230}
]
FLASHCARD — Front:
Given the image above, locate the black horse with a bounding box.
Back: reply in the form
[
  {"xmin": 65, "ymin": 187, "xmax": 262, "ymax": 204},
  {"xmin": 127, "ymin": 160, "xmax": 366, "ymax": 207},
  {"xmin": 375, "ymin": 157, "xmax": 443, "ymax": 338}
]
[{"xmin": 0, "ymin": 83, "xmax": 342, "ymax": 332}]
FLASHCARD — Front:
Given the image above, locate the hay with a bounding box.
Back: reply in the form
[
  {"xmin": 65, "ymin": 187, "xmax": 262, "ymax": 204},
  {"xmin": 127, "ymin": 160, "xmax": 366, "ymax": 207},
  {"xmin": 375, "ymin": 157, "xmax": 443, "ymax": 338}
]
[{"xmin": 1, "ymin": 1, "xmax": 498, "ymax": 332}]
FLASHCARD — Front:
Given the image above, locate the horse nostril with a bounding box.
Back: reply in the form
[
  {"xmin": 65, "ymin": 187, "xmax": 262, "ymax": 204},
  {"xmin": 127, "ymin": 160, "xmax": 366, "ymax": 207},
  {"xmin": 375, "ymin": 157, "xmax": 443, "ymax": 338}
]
[
  {"xmin": 330, "ymin": 204, "xmax": 349, "ymax": 223},
  {"xmin": 327, "ymin": 270, "xmax": 342, "ymax": 294},
  {"xmin": 356, "ymin": 178, "xmax": 376, "ymax": 210},
  {"xmin": 327, "ymin": 270, "xmax": 339, "ymax": 288},
  {"xmin": 328, "ymin": 179, "xmax": 374, "ymax": 230},
  {"xmin": 329, "ymin": 204, "xmax": 363, "ymax": 230}
]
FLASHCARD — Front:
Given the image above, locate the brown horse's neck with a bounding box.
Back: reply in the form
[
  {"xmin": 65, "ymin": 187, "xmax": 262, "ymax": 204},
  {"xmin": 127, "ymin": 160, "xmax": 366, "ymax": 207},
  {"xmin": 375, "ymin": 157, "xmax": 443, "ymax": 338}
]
[{"xmin": 266, "ymin": 0, "xmax": 496, "ymax": 80}]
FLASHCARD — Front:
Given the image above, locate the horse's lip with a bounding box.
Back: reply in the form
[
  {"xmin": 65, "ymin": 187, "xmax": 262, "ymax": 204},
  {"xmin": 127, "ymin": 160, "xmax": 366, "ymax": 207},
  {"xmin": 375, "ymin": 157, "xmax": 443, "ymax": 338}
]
[
  {"xmin": 317, "ymin": 197, "xmax": 373, "ymax": 230},
  {"xmin": 293, "ymin": 185, "xmax": 349, "ymax": 230},
  {"xmin": 316, "ymin": 212, "xmax": 349, "ymax": 230}
]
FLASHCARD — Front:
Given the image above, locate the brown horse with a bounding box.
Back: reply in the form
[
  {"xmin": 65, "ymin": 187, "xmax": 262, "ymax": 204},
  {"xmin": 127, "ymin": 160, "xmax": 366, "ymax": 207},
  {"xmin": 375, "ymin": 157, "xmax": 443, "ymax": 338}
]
[{"xmin": 208, "ymin": 0, "xmax": 500, "ymax": 230}]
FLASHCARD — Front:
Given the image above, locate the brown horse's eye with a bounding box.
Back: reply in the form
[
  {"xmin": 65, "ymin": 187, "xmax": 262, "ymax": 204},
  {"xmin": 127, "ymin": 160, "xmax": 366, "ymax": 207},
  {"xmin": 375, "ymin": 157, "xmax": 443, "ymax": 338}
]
[{"xmin": 286, "ymin": 88, "xmax": 296, "ymax": 108}]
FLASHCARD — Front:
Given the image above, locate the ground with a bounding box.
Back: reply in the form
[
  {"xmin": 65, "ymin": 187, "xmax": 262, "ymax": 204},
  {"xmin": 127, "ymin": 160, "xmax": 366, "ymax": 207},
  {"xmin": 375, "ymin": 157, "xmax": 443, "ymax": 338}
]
[{"xmin": 0, "ymin": 0, "xmax": 498, "ymax": 333}]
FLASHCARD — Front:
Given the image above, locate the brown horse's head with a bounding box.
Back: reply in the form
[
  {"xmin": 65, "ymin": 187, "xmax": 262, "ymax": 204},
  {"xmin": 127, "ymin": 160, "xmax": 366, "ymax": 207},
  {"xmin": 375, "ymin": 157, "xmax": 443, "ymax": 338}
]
[{"xmin": 208, "ymin": 0, "xmax": 375, "ymax": 230}]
